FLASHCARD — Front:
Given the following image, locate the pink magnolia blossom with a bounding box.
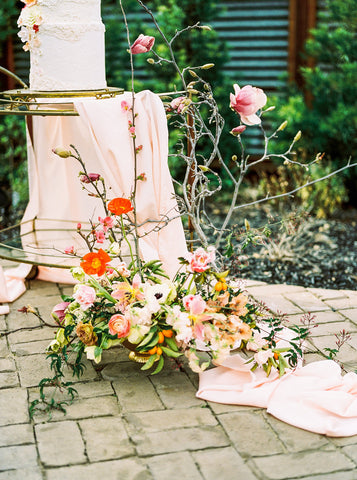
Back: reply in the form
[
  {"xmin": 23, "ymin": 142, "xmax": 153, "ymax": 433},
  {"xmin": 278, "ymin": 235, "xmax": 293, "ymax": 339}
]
[
  {"xmin": 169, "ymin": 96, "xmax": 192, "ymax": 114},
  {"xmin": 230, "ymin": 84, "xmax": 267, "ymax": 125},
  {"xmin": 108, "ymin": 314, "xmax": 131, "ymax": 338},
  {"xmin": 64, "ymin": 245, "xmax": 75, "ymax": 255},
  {"xmin": 51, "ymin": 301, "xmax": 70, "ymax": 326},
  {"xmin": 186, "ymin": 246, "xmax": 215, "ymax": 273},
  {"xmin": 183, "ymin": 294, "xmax": 206, "ymax": 315},
  {"xmin": 130, "ymin": 34, "xmax": 155, "ymax": 54},
  {"xmin": 95, "ymin": 230, "xmax": 105, "ymax": 244},
  {"xmin": 98, "ymin": 216, "xmax": 114, "ymax": 232},
  {"xmin": 73, "ymin": 285, "xmax": 96, "ymax": 310},
  {"xmin": 79, "ymin": 173, "xmax": 101, "ymax": 184}
]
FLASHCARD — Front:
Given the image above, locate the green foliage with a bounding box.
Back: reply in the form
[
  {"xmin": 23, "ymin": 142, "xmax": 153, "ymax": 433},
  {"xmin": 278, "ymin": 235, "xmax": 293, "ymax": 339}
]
[
  {"xmin": 0, "ymin": 0, "xmax": 19, "ymax": 41},
  {"xmin": 0, "ymin": 115, "xmax": 28, "ymax": 213},
  {"xmin": 267, "ymin": 0, "xmax": 357, "ymax": 213}
]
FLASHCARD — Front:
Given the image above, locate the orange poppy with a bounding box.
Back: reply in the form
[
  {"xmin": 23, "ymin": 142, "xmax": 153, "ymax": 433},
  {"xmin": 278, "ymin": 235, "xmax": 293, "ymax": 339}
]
[
  {"xmin": 80, "ymin": 248, "xmax": 111, "ymax": 276},
  {"xmin": 107, "ymin": 197, "xmax": 133, "ymax": 216}
]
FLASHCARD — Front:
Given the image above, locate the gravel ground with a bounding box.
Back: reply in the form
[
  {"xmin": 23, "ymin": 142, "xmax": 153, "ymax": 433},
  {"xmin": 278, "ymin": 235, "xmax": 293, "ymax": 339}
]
[{"xmin": 224, "ymin": 206, "xmax": 357, "ymax": 290}]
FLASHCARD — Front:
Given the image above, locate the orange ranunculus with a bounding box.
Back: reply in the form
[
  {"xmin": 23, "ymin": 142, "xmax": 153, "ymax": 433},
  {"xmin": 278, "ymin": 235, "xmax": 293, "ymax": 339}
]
[
  {"xmin": 107, "ymin": 197, "xmax": 133, "ymax": 216},
  {"xmin": 80, "ymin": 248, "xmax": 111, "ymax": 276}
]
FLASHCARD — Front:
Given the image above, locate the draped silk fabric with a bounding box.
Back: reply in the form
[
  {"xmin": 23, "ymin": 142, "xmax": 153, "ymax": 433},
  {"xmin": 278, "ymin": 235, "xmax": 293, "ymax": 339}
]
[
  {"xmin": 20, "ymin": 90, "xmax": 188, "ymax": 282},
  {"xmin": 0, "ymin": 90, "xmax": 187, "ymax": 305},
  {"xmin": 197, "ymin": 356, "xmax": 357, "ymax": 437}
]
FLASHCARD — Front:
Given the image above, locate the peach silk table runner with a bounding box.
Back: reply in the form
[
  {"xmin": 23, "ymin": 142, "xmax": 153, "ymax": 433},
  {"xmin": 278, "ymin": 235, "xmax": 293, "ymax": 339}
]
[
  {"xmin": 197, "ymin": 355, "xmax": 357, "ymax": 437},
  {"xmin": 0, "ymin": 90, "xmax": 187, "ymax": 308}
]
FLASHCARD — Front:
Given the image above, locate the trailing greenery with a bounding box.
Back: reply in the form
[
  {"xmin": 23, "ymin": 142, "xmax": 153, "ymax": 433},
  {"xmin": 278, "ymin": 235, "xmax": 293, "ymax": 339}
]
[{"xmin": 265, "ymin": 0, "xmax": 357, "ymax": 215}]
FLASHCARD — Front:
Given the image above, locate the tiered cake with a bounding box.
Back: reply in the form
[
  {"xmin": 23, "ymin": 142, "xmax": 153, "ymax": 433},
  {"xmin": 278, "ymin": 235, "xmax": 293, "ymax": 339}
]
[{"xmin": 18, "ymin": 0, "xmax": 107, "ymax": 91}]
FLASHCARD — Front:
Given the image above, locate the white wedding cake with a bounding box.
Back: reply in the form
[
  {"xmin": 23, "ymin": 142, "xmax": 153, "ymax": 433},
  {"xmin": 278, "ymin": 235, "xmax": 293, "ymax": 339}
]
[{"xmin": 17, "ymin": 0, "xmax": 107, "ymax": 91}]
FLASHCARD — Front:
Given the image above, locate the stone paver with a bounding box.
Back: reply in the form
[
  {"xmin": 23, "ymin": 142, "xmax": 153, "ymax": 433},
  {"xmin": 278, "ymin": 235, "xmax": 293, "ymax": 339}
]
[
  {"xmin": 0, "ymin": 269, "xmax": 356, "ymax": 480},
  {"xmin": 45, "ymin": 458, "xmax": 152, "ymax": 480},
  {"xmin": 253, "ymin": 450, "xmax": 355, "ymax": 479},
  {"xmin": 35, "ymin": 421, "xmax": 86, "ymax": 466},
  {"xmin": 147, "ymin": 452, "xmax": 203, "ymax": 480},
  {"xmin": 79, "ymin": 416, "xmax": 135, "ymax": 461}
]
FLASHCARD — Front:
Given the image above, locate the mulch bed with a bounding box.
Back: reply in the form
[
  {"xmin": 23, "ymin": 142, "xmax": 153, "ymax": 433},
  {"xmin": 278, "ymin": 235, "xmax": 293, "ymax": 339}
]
[{"xmin": 224, "ymin": 206, "xmax": 357, "ymax": 291}]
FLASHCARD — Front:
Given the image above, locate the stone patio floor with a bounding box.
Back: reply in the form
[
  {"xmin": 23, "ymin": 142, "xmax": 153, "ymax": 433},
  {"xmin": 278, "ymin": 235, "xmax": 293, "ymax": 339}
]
[{"xmin": 0, "ymin": 261, "xmax": 357, "ymax": 480}]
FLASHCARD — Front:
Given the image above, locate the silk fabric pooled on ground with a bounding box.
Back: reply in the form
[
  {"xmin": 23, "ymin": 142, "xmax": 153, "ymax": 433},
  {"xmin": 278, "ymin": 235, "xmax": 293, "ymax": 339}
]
[
  {"xmin": 197, "ymin": 357, "xmax": 357, "ymax": 437},
  {"xmin": 20, "ymin": 90, "xmax": 187, "ymax": 282}
]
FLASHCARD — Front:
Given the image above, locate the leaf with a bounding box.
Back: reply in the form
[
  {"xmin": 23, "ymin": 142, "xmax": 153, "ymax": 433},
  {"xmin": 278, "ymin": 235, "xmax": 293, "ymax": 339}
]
[
  {"xmin": 160, "ymin": 346, "xmax": 183, "ymax": 358},
  {"xmin": 164, "ymin": 337, "xmax": 179, "ymax": 352},
  {"xmin": 151, "ymin": 355, "xmax": 164, "ymax": 375},
  {"xmin": 141, "ymin": 354, "xmax": 157, "ymax": 371},
  {"xmin": 136, "ymin": 328, "xmax": 157, "ymax": 349}
]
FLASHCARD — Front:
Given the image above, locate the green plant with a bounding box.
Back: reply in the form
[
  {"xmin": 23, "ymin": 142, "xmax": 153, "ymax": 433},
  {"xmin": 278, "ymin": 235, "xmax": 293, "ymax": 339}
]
[
  {"xmin": 0, "ymin": 115, "xmax": 28, "ymax": 218},
  {"xmin": 267, "ymin": 0, "xmax": 357, "ymax": 214}
]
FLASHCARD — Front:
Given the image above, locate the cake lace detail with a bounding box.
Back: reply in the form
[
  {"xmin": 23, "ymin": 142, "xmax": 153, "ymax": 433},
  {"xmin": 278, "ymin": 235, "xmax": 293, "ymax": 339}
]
[{"xmin": 40, "ymin": 23, "xmax": 105, "ymax": 41}]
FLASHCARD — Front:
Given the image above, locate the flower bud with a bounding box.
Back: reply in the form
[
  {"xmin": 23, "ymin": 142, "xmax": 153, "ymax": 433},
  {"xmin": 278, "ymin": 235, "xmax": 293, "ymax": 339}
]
[
  {"xmin": 201, "ymin": 63, "xmax": 215, "ymax": 70},
  {"xmin": 231, "ymin": 155, "xmax": 238, "ymax": 162},
  {"xmin": 231, "ymin": 125, "xmax": 246, "ymax": 136},
  {"xmin": 52, "ymin": 147, "xmax": 71, "ymax": 158},
  {"xmin": 294, "ymin": 130, "xmax": 302, "ymax": 142},
  {"xmin": 264, "ymin": 106, "xmax": 276, "ymax": 112},
  {"xmin": 147, "ymin": 58, "xmax": 155, "ymax": 64},
  {"xmin": 189, "ymin": 70, "xmax": 198, "ymax": 78},
  {"xmin": 277, "ymin": 120, "xmax": 288, "ymax": 132},
  {"xmin": 198, "ymin": 165, "xmax": 209, "ymax": 172},
  {"xmin": 200, "ymin": 25, "xmax": 212, "ymax": 31}
]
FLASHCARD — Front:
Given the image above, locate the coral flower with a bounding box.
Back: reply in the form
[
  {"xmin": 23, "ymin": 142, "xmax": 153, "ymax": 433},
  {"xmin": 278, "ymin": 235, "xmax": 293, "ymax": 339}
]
[
  {"xmin": 107, "ymin": 198, "xmax": 133, "ymax": 216},
  {"xmin": 80, "ymin": 248, "xmax": 111, "ymax": 276}
]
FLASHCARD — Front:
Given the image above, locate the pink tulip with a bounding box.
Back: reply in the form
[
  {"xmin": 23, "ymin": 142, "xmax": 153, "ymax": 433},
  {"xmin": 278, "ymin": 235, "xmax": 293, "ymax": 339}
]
[
  {"xmin": 51, "ymin": 302, "xmax": 71, "ymax": 326},
  {"xmin": 230, "ymin": 84, "xmax": 267, "ymax": 125},
  {"xmin": 130, "ymin": 34, "xmax": 155, "ymax": 54}
]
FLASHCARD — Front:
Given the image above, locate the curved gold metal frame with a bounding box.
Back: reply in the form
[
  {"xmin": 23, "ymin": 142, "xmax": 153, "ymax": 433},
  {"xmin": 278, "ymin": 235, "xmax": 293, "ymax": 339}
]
[{"xmin": 0, "ymin": 87, "xmax": 124, "ymax": 116}]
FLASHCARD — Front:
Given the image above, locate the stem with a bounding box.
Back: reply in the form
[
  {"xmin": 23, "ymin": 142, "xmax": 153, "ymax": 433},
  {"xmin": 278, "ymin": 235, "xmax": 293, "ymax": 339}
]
[{"xmin": 119, "ymin": 0, "xmax": 142, "ymax": 277}]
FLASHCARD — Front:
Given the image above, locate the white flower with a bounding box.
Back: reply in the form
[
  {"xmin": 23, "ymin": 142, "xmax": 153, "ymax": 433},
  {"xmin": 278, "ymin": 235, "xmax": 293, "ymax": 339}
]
[
  {"xmin": 247, "ymin": 332, "xmax": 268, "ymax": 352},
  {"xmin": 109, "ymin": 242, "xmax": 121, "ymax": 255},
  {"xmin": 18, "ymin": 27, "xmax": 29, "ymax": 43},
  {"xmin": 70, "ymin": 267, "xmax": 85, "ymax": 282},
  {"xmin": 228, "ymin": 279, "xmax": 247, "ymax": 292},
  {"xmin": 127, "ymin": 324, "xmax": 150, "ymax": 344},
  {"xmin": 254, "ymin": 349, "xmax": 274, "ymax": 366},
  {"xmin": 84, "ymin": 346, "xmax": 101, "ymax": 364},
  {"xmin": 18, "ymin": 5, "xmax": 43, "ymax": 28},
  {"xmin": 126, "ymin": 306, "xmax": 152, "ymax": 326}
]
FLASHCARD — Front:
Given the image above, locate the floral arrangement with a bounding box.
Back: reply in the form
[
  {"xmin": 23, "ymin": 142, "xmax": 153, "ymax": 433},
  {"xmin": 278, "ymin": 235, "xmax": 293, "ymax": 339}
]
[
  {"xmin": 48, "ymin": 141, "xmax": 305, "ymax": 378},
  {"xmin": 17, "ymin": 0, "xmax": 42, "ymax": 52}
]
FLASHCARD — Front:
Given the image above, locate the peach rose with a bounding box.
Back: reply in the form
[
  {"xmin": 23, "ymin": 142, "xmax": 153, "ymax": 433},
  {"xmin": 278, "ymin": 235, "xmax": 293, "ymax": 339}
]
[{"xmin": 108, "ymin": 314, "xmax": 131, "ymax": 338}]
